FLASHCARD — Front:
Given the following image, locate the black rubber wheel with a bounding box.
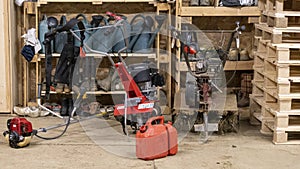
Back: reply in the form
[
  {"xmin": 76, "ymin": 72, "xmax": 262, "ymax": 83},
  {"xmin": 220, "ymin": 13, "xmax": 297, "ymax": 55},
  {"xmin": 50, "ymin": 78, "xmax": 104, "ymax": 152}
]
[{"xmin": 151, "ymin": 103, "xmax": 161, "ymax": 117}]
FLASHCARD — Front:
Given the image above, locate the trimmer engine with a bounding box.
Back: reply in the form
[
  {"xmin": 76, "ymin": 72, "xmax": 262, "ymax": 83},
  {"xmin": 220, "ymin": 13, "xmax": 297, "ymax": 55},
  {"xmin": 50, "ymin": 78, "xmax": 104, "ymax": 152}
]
[{"xmin": 3, "ymin": 117, "xmax": 33, "ymax": 148}]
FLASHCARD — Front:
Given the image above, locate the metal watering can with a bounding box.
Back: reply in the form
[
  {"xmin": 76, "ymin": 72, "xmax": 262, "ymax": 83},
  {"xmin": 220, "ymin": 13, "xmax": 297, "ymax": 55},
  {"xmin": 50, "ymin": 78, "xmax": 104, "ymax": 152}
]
[
  {"xmin": 129, "ymin": 14, "xmax": 166, "ymax": 53},
  {"xmin": 39, "ymin": 15, "xmax": 57, "ymax": 53}
]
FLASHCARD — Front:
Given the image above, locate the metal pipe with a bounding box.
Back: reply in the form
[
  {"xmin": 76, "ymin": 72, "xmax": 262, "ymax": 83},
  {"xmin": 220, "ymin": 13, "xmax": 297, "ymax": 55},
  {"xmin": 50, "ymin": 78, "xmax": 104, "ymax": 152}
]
[{"xmin": 37, "ymin": 83, "xmax": 64, "ymax": 119}]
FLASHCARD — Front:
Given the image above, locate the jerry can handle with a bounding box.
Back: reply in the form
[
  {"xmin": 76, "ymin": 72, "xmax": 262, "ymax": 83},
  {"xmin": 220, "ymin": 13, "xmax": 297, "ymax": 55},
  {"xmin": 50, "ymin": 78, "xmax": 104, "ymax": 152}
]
[{"xmin": 145, "ymin": 116, "xmax": 164, "ymax": 126}]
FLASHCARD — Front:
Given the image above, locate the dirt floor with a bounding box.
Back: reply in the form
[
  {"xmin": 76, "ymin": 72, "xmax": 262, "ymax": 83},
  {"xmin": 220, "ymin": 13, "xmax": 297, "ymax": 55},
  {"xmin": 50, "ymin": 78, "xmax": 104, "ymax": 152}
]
[{"xmin": 1, "ymin": 113, "xmax": 300, "ymax": 169}]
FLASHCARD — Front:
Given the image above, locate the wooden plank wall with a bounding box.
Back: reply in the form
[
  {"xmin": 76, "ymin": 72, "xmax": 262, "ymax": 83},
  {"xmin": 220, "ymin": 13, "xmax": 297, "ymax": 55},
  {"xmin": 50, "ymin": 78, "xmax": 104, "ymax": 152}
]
[
  {"xmin": 0, "ymin": 0, "xmax": 11, "ymax": 112},
  {"xmin": 0, "ymin": 0, "xmax": 21, "ymax": 113}
]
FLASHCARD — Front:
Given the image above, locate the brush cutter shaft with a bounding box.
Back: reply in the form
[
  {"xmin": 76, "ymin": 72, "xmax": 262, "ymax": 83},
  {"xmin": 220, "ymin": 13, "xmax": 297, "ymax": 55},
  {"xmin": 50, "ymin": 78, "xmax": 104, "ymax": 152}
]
[{"xmin": 37, "ymin": 111, "xmax": 105, "ymax": 133}]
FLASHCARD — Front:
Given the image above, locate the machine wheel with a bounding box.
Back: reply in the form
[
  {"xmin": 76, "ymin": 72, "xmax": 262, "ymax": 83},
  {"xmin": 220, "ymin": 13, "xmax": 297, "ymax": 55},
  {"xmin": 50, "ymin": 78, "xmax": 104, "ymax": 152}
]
[
  {"xmin": 151, "ymin": 103, "xmax": 161, "ymax": 117},
  {"xmin": 173, "ymin": 111, "xmax": 195, "ymax": 133}
]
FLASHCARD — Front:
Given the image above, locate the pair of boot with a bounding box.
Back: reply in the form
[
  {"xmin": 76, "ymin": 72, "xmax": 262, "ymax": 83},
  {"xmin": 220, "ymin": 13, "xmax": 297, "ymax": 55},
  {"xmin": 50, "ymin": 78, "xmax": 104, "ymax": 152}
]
[
  {"xmin": 56, "ymin": 83, "xmax": 71, "ymax": 93},
  {"xmin": 61, "ymin": 98, "xmax": 74, "ymax": 116},
  {"xmin": 228, "ymin": 48, "xmax": 250, "ymax": 61}
]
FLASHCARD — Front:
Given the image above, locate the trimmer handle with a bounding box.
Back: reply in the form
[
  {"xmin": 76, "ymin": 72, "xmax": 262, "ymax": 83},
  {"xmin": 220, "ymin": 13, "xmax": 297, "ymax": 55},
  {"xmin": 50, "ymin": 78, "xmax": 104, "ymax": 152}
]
[
  {"xmin": 106, "ymin": 11, "xmax": 122, "ymax": 21},
  {"xmin": 43, "ymin": 18, "xmax": 79, "ymax": 44}
]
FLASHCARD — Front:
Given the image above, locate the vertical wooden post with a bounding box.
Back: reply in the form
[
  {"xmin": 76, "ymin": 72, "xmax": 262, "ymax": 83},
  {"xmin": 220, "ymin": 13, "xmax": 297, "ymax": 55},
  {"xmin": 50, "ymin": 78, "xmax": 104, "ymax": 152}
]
[{"xmin": 0, "ymin": 0, "xmax": 12, "ymax": 112}]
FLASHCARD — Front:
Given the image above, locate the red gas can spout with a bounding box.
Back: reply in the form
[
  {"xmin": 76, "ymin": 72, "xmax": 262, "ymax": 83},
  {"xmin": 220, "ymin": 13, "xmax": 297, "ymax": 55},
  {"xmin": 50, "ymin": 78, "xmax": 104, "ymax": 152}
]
[{"xmin": 139, "ymin": 125, "xmax": 147, "ymax": 133}]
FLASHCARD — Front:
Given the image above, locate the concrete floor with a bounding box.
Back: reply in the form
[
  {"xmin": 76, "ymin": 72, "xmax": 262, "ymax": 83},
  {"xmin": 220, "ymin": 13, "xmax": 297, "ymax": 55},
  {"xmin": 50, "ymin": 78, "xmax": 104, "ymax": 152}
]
[{"xmin": 1, "ymin": 114, "xmax": 300, "ymax": 169}]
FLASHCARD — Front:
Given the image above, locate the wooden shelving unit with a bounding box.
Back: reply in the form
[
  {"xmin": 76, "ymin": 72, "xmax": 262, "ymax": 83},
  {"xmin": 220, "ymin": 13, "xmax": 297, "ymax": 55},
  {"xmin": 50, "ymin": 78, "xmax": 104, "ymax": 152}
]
[
  {"xmin": 22, "ymin": 0, "xmax": 173, "ymax": 114},
  {"xmin": 174, "ymin": 0, "xmax": 260, "ymax": 97}
]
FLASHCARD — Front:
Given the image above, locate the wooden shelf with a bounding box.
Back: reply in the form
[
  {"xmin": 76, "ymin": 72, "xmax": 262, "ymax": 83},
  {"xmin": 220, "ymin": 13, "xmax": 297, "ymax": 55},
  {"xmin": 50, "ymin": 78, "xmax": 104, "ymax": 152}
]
[
  {"xmin": 38, "ymin": 52, "xmax": 157, "ymax": 59},
  {"xmin": 38, "ymin": 0, "xmax": 156, "ymax": 5},
  {"xmin": 223, "ymin": 60, "xmax": 254, "ymax": 71},
  {"xmin": 180, "ymin": 6, "xmax": 260, "ymax": 17},
  {"xmin": 42, "ymin": 90, "xmax": 126, "ymax": 95}
]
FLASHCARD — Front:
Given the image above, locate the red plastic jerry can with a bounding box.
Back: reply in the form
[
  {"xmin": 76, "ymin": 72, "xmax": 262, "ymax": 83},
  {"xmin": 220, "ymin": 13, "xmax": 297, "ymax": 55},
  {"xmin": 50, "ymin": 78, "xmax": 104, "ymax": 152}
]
[
  {"xmin": 165, "ymin": 122, "xmax": 178, "ymax": 155},
  {"xmin": 136, "ymin": 116, "xmax": 178, "ymax": 160}
]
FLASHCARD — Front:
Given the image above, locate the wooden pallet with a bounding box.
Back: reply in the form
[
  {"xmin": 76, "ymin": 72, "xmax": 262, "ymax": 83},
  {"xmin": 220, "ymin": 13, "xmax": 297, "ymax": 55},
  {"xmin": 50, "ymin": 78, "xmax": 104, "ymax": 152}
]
[
  {"xmin": 253, "ymin": 54, "xmax": 264, "ymax": 68},
  {"xmin": 253, "ymin": 40, "xmax": 300, "ymax": 65},
  {"xmin": 258, "ymin": 0, "xmax": 300, "ymax": 13},
  {"xmin": 249, "ymin": 95, "xmax": 263, "ymax": 125},
  {"xmin": 264, "ymin": 91, "xmax": 300, "ymax": 112},
  {"xmin": 257, "ymin": 39, "xmax": 270, "ymax": 53},
  {"xmin": 253, "ymin": 66, "xmax": 264, "ymax": 81},
  {"xmin": 264, "ymin": 76, "xmax": 300, "ymax": 97},
  {"xmin": 252, "ymin": 80, "xmax": 264, "ymax": 95},
  {"xmin": 262, "ymin": 111, "xmax": 300, "ymax": 144},
  {"xmin": 255, "ymin": 23, "xmax": 300, "ymax": 44},
  {"xmin": 264, "ymin": 58, "xmax": 300, "ymax": 79},
  {"xmin": 268, "ymin": 43, "xmax": 300, "ymax": 63},
  {"xmin": 252, "ymin": 97, "xmax": 300, "ymax": 144},
  {"xmin": 273, "ymin": 130, "xmax": 300, "ymax": 144},
  {"xmin": 260, "ymin": 11, "xmax": 300, "ymax": 28}
]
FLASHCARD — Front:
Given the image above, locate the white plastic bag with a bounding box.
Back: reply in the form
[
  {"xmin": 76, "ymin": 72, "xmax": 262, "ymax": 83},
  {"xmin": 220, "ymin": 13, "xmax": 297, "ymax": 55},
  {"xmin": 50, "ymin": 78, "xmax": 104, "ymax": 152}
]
[
  {"xmin": 22, "ymin": 28, "xmax": 42, "ymax": 54},
  {"xmin": 15, "ymin": 0, "xmax": 25, "ymax": 6},
  {"xmin": 239, "ymin": 0, "xmax": 253, "ymax": 6}
]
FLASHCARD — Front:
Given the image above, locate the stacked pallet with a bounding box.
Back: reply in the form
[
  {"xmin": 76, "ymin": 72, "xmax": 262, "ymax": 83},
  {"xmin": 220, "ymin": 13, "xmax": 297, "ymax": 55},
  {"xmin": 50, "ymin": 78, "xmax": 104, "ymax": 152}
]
[{"xmin": 250, "ymin": 0, "xmax": 300, "ymax": 144}]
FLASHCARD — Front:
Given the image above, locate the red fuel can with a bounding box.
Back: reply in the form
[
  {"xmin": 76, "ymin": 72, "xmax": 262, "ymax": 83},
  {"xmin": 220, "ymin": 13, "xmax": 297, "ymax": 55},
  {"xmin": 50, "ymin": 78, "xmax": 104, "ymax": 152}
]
[
  {"xmin": 165, "ymin": 122, "xmax": 178, "ymax": 155},
  {"xmin": 136, "ymin": 116, "xmax": 178, "ymax": 160}
]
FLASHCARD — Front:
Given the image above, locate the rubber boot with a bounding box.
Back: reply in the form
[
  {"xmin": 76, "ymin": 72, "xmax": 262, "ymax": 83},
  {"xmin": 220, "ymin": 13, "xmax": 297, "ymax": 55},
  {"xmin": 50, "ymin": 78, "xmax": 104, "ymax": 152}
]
[
  {"xmin": 60, "ymin": 97, "xmax": 69, "ymax": 116},
  {"xmin": 56, "ymin": 83, "xmax": 64, "ymax": 93},
  {"xmin": 68, "ymin": 98, "xmax": 75, "ymax": 116},
  {"xmin": 237, "ymin": 95, "xmax": 250, "ymax": 107},
  {"xmin": 190, "ymin": 0, "xmax": 199, "ymax": 6},
  {"xmin": 90, "ymin": 57, "xmax": 98, "ymax": 91},
  {"xmin": 200, "ymin": 0, "xmax": 210, "ymax": 5}
]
